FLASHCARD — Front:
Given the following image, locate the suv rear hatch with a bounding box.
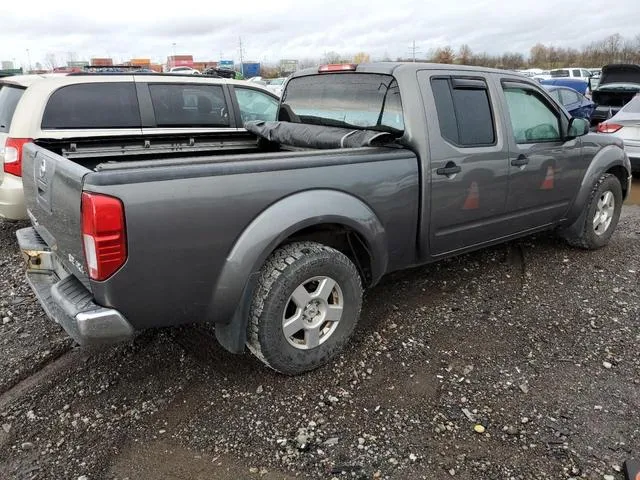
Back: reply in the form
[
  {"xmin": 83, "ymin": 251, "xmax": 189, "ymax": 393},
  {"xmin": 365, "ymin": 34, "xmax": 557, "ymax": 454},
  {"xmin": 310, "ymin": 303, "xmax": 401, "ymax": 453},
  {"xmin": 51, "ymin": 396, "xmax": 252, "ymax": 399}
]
[{"xmin": 592, "ymin": 64, "xmax": 640, "ymax": 122}]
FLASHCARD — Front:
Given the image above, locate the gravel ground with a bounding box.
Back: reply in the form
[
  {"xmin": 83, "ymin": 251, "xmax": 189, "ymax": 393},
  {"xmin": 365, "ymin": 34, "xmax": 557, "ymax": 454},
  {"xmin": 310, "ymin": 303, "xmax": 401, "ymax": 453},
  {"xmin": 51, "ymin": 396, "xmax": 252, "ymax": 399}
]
[{"xmin": 1, "ymin": 207, "xmax": 639, "ymax": 480}]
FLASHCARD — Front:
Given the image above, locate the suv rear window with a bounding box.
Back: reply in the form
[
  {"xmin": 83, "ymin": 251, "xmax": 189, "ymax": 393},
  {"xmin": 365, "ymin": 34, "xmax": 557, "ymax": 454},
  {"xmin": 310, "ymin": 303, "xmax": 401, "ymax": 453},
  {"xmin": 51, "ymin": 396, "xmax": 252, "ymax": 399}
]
[
  {"xmin": 0, "ymin": 85, "xmax": 25, "ymax": 133},
  {"xmin": 551, "ymin": 70, "xmax": 570, "ymax": 78},
  {"xmin": 280, "ymin": 73, "xmax": 404, "ymax": 133},
  {"xmin": 148, "ymin": 84, "xmax": 230, "ymax": 127},
  {"xmin": 42, "ymin": 82, "xmax": 140, "ymax": 129}
]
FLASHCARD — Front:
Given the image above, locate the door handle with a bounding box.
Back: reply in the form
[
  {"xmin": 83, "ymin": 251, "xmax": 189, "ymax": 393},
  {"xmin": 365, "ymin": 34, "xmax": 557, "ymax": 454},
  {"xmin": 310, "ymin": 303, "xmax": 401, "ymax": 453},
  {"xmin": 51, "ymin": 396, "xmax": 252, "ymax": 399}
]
[
  {"xmin": 436, "ymin": 162, "xmax": 461, "ymax": 176},
  {"xmin": 511, "ymin": 155, "xmax": 529, "ymax": 167}
]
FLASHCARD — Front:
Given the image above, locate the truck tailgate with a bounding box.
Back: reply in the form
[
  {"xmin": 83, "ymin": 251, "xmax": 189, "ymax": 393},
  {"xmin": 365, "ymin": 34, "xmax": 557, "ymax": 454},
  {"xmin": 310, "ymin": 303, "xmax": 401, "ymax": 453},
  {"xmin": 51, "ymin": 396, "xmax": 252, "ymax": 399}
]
[{"xmin": 22, "ymin": 142, "xmax": 91, "ymax": 287}]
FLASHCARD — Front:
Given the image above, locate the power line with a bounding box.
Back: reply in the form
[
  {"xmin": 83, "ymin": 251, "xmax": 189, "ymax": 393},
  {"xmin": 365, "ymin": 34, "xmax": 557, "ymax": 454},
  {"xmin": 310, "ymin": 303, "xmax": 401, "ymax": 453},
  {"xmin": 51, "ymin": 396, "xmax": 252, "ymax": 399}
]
[{"xmin": 408, "ymin": 40, "xmax": 421, "ymax": 62}]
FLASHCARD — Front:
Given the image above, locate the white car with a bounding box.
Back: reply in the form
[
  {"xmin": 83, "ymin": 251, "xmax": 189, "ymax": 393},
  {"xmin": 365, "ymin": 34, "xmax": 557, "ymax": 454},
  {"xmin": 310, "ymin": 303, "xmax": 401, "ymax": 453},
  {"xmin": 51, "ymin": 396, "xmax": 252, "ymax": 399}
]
[
  {"xmin": 0, "ymin": 73, "xmax": 279, "ymax": 220},
  {"xmin": 169, "ymin": 66, "xmax": 200, "ymax": 75},
  {"xmin": 266, "ymin": 77, "xmax": 286, "ymax": 96},
  {"xmin": 596, "ymin": 94, "xmax": 640, "ymax": 173},
  {"xmin": 549, "ymin": 68, "xmax": 593, "ymax": 81}
]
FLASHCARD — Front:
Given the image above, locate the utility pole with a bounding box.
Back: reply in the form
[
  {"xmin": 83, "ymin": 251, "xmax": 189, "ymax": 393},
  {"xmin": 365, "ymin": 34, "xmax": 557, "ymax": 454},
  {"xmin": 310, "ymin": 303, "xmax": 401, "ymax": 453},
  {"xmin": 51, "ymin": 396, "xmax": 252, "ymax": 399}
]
[
  {"xmin": 408, "ymin": 40, "xmax": 421, "ymax": 62},
  {"xmin": 238, "ymin": 36, "xmax": 244, "ymax": 65}
]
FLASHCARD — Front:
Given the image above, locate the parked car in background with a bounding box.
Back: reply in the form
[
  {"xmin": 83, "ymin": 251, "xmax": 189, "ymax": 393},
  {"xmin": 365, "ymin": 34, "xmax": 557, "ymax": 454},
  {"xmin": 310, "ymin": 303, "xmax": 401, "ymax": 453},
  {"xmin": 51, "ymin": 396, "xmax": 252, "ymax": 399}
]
[
  {"xmin": 169, "ymin": 66, "xmax": 200, "ymax": 75},
  {"xmin": 590, "ymin": 64, "xmax": 640, "ymax": 125},
  {"xmin": 540, "ymin": 77, "xmax": 589, "ymax": 95},
  {"xmin": 0, "ymin": 73, "xmax": 279, "ymax": 220},
  {"xmin": 247, "ymin": 76, "xmax": 268, "ymax": 86},
  {"xmin": 543, "ymin": 85, "xmax": 595, "ymax": 119},
  {"xmin": 266, "ymin": 77, "xmax": 286, "ymax": 96},
  {"xmin": 596, "ymin": 94, "xmax": 640, "ymax": 172},
  {"xmin": 533, "ymin": 70, "xmax": 552, "ymax": 81},
  {"xmin": 550, "ymin": 68, "xmax": 593, "ymax": 81}
]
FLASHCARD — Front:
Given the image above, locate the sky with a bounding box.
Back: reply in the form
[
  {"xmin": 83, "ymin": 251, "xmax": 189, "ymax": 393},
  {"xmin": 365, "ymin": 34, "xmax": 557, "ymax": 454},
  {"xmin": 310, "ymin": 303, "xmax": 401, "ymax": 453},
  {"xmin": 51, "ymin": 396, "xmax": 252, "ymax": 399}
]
[{"xmin": 1, "ymin": 0, "xmax": 638, "ymax": 68}]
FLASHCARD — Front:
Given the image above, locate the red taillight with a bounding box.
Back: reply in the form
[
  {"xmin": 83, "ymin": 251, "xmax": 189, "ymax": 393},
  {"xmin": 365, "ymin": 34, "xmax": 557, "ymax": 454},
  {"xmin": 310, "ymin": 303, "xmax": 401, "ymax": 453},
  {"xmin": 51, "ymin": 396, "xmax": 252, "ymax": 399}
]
[
  {"xmin": 3, "ymin": 138, "xmax": 32, "ymax": 177},
  {"xmin": 81, "ymin": 192, "xmax": 127, "ymax": 281},
  {"xmin": 318, "ymin": 64, "xmax": 357, "ymax": 72},
  {"xmin": 596, "ymin": 123, "xmax": 623, "ymax": 133}
]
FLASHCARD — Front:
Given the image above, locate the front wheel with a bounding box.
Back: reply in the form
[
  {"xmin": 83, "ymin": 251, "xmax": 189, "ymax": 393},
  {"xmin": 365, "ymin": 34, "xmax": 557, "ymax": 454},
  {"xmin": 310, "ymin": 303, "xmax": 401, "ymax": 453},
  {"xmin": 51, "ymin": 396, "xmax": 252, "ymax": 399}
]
[
  {"xmin": 562, "ymin": 173, "xmax": 622, "ymax": 249},
  {"xmin": 247, "ymin": 241, "xmax": 363, "ymax": 375}
]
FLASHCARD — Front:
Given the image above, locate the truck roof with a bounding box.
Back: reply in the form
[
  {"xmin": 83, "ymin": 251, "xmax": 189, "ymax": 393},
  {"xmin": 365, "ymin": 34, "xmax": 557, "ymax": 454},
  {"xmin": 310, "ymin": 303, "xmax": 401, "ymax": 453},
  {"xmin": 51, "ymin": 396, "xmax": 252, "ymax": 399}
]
[{"xmin": 290, "ymin": 62, "xmax": 531, "ymax": 79}]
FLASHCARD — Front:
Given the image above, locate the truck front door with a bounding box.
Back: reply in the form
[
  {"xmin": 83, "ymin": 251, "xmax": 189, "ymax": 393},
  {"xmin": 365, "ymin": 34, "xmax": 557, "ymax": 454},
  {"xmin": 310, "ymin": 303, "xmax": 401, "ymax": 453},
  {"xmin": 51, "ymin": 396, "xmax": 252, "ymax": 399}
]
[{"xmin": 498, "ymin": 80, "xmax": 581, "ymax": 232}]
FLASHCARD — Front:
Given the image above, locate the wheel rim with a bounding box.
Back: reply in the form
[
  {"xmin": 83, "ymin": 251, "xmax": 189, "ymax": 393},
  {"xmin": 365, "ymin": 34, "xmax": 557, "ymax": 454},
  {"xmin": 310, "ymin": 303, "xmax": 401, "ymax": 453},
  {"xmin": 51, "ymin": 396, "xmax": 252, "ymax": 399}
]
[
  {"xmin": 593, "ymin": 190, "xmax": 615, "ymax": 236},
  {"xmin": 282, "ymin": 276, "xmax": 344, "ymax": 350}
]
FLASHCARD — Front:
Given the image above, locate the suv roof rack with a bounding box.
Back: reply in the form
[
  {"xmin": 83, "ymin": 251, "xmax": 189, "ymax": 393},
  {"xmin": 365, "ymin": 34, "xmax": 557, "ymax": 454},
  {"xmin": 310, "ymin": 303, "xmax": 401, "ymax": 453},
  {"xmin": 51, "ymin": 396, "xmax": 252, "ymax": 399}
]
[{"xmin": 66, "ymin": 71, "xmax": 224, "ymax": 78}]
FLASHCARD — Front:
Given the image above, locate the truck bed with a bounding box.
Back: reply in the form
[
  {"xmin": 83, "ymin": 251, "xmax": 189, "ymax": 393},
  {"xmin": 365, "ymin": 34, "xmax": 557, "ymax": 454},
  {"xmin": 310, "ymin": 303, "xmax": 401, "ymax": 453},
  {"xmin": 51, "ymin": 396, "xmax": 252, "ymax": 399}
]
[{"xmin": 21, "ymin": 139, "xmax": 420, "ymax": 339}]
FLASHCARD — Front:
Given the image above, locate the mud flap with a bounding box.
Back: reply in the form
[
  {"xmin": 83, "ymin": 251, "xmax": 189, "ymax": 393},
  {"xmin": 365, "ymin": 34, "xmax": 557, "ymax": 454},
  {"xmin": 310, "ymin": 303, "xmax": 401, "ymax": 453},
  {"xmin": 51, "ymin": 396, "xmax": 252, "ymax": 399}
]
[{"xmin": 214, "ymin": 273, "xmax": 259, "ymax": 354}]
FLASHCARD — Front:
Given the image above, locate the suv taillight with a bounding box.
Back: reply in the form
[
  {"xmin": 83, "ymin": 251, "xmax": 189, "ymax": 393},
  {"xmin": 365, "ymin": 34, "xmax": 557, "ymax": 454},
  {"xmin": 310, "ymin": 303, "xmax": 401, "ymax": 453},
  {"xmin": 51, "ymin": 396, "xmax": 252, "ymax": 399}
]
[
  {"xmin": 81, "ymin": 192, "xmax": 127, "ymax": 281},
  {"xmin": 3, "ymin": 138, "xmax": 32, "ymax": 177}
]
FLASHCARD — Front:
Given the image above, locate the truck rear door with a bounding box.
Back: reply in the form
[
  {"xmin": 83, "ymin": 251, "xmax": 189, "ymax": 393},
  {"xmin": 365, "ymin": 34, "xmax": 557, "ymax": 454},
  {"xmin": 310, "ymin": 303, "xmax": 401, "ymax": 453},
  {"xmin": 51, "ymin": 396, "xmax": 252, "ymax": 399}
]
[{"xmin": 417, "ymin": 71, "xmax": 510, "ymax": 256}]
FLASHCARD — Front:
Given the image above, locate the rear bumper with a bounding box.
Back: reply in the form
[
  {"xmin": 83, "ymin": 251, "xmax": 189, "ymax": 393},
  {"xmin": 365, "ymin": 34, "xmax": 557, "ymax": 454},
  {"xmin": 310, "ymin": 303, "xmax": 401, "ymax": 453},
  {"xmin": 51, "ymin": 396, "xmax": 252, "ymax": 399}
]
[
  {"xmin": 0, "ymin": 172, "xmax": 27, "ymax": 220},
  {"xmin": 17, "ymin": 227, "xmax": 134, "ymax": 345}
]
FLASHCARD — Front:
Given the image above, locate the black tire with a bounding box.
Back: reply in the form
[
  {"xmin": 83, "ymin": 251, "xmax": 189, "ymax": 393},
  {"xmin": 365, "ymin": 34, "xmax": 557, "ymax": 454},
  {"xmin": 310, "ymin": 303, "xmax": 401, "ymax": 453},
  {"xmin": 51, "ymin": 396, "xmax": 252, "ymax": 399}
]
[
  {"xmin": 563, "ymin": 173, "xmax": 622, "ymax": 249},
  {"xmin": 247, "ymin": 241, "xmax": 363, "ymax": 375}
]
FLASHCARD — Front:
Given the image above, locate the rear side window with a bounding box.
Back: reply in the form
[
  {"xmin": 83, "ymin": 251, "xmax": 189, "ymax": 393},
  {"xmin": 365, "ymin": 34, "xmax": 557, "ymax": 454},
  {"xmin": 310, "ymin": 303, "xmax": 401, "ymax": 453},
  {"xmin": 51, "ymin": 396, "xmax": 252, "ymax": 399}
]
[
  {"xmin": 431, "ymin": 77, "xmax": 495, "ymax": 147},
  {"xmin": 149, "ymin": 84, "xmax": 230, "ymax": 127},
  {"xmin": 560, "ymin": 89, "xmax": 580, "ymax": 105},
  {"xmin": 572, "ymin": 69, "xmax": 581, "ymax": 77},
  {"xmin": 0, "ymin": 85, "xmax": 25, "ymax": 133},
  {"xmin": 42, "ymin": 83, "xmax": 140, "ymax": 129}
]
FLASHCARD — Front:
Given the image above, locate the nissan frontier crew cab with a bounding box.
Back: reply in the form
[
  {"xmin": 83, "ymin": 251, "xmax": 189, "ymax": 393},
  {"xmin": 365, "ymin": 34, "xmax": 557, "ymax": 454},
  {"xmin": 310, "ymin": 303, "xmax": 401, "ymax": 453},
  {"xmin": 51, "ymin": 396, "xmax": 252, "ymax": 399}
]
[{"xmin": 17, "ymin": 63, "xmax": 631, "ymax": 375}]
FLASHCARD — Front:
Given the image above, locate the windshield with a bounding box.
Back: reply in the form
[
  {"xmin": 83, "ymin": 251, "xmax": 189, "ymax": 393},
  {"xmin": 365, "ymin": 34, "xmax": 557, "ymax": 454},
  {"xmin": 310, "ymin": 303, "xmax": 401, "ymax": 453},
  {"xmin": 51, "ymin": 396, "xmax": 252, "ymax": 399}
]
[
  {"xmin": 0, "ymin": 85, "xmax": 25, "ymax": 133},
  {"xmin": 280, "ymin": 73, "xmax": 404, "ymax": 133},
  {"xmin": 551, "ymin": 69, "xmax": 570, "ymax": 78}
]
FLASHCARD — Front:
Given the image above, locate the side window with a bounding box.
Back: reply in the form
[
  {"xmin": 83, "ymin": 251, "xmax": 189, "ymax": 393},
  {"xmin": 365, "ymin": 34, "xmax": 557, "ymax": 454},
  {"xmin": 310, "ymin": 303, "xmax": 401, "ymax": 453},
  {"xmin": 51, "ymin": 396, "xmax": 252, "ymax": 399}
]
[
  {"xmin": 572, "ymin": 69, "xmax": 581, "ymax": 77},
  {"xmin": 503, "ymin": 86, "xmax": 561, "ymax": 143},
  {"xmin": 547, "ymin": 89, "xmax": 561, "ymax": 103},
  {"xmin": 581, "ymin": 69, "xmax": 591, "ymax": 78},
  {"xmin": 431, "ymin": 78, "xmax": 495, "ymax": 147},
  {"xmin": 234, "ymin": 88, "xmax": 278, "ymax": 123},
  {"xmin": 148, "ymin": 84, "xmax": 229, "ymax": 127},
  {"xmin": 560, "ymin": 89, "xmax": 580, "ymax": 106},
  {"xmin": 42, "ymin": 83, "xmax": 140, "ymax": 129}
]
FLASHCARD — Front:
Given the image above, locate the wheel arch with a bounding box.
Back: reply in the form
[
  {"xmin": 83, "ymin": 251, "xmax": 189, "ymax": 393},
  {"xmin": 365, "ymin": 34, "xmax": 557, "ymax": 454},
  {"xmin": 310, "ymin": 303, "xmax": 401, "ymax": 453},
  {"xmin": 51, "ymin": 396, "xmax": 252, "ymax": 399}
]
[{"xmin": 211, "ymin": 189, "xmax": 388, "ymax": 353}]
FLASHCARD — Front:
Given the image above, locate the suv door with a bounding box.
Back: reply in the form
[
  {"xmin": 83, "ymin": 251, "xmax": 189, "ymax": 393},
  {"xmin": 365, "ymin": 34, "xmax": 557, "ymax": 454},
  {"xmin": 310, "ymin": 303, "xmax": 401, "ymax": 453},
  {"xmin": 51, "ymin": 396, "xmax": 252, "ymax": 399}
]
[
  {"xmin": 229, "ymin": 86, "xmax": 279, "ymax": 125},
  {"xmin": 418, "ymin": 72, "xmax": 509, "ymax": 256},
  {"xmin": 499, "ymin": 80, "xmax": 582, "ymax": 231}
]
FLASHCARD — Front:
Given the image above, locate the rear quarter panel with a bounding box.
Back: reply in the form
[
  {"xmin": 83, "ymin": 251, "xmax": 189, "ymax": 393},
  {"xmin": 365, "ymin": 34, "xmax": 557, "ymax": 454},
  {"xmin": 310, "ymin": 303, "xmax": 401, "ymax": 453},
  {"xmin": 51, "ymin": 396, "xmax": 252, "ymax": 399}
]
[{"xmin": 84, "ymin": 148, "xmax": 419, "ymax": 330}]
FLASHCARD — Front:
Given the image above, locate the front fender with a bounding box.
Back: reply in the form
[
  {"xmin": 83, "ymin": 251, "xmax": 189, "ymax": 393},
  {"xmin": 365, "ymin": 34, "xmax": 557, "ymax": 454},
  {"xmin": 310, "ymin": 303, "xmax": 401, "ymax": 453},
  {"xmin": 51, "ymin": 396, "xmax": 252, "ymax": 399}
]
[
  {"xmin": 566, "ymin": 143, "xmax": 630, "ymax": 223},
  {"xmin": 210, "ymin": 189, "xmax": 388, "ymax": 352}
]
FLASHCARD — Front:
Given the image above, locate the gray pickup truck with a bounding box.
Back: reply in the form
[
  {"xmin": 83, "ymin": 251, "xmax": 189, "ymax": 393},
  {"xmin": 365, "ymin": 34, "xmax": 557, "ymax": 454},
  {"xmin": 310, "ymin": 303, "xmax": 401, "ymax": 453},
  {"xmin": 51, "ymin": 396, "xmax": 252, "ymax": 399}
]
[{"xmin": 17, "ymin": 63, "xmax": 631, "ymax": 374}]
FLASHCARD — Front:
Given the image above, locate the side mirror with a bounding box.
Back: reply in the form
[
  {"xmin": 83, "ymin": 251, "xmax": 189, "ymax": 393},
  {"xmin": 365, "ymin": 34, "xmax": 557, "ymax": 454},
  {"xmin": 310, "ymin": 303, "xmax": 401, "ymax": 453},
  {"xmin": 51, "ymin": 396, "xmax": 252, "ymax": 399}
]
[{"xmin": 567, "ymin": 117, "xmax": 590, "ymax": 138}]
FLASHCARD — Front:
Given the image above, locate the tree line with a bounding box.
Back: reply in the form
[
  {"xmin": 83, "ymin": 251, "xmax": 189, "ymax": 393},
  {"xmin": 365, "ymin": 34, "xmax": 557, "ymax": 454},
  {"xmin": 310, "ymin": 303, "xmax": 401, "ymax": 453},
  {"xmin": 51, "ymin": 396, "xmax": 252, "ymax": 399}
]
[{"xmin": 309, "ymin": 33, "xmax": 640, "ymax": 72}]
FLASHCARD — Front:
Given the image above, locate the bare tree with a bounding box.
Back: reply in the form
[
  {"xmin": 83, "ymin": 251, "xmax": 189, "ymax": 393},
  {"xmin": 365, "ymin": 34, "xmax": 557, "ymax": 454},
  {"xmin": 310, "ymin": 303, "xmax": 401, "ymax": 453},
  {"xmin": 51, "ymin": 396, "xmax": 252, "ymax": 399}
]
[
  {"xmin": 323, "ymin": 51, "xmax": 342, "ymax": 64},
  {"xmin": 353, "ymin": 52, "xmax": 371, "ymax": 63},
  {"xmin": 44, "ymin": 52, "xmax": 58, "ymax": 70},
  {"xmin": 457, "ymin": 44, "xmax": 473, "ymax": 65},
  {"xmin": 432, "ymin": 46, "xmax": 455, "ymax": 64}
]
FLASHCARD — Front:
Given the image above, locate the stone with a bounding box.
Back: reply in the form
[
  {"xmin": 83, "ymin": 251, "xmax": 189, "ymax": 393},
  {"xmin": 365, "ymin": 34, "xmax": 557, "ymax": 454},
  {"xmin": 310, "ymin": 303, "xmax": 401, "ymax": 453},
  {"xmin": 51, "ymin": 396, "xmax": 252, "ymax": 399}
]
[
  {"xmin": 256, "ymin": 385, "xmax": 263, "ymax": 394},
  {"xmin": 474, "ymin": 424, "xmax": 486, "ymax": 434},
  {"xmin": 324, "ymin": 437, "xmax": 339, "ymax": 446},
  {"xmin": 409, "ymin": 453, "xmax": 417, "ymax": 461},
  {"xmin": 2, "ymin": 317, "xmax": 10, "ymax": 325},
  {"xmin": 603, "ymin": 361, "xmax": 612, "ymax": 369},
  {"xmin": 21, "ymin": 442, "xmax": 34, "ymax": 450},
  {"xmin": 2, "ymin": 423, "xmax": 10, "ymax": 433}
]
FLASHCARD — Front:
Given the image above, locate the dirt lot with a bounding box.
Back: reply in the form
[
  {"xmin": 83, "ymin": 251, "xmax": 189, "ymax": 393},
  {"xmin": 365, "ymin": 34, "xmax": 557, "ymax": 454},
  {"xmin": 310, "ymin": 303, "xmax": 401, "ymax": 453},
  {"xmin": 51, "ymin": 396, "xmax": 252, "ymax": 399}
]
[{"xmin": 1, "ymin": 205, "xmax": 639, "ymax": 480}]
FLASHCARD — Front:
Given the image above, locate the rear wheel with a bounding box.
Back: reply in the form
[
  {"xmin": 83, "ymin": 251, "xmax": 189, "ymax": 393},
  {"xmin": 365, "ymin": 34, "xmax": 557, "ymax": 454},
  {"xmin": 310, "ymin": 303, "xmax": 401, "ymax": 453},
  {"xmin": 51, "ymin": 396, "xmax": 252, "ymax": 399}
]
[
  {"xmin": 247, "ymin": 241, "xmax": 363, "ymax": 375},
  {"xmin": 562, "ymin": 173, "xmax": 622, "ymax": 249}
]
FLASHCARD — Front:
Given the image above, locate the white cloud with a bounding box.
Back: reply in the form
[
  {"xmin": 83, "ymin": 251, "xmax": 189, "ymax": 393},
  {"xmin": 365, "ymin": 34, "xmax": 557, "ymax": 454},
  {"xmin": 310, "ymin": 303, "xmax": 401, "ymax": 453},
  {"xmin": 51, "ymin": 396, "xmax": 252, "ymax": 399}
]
[{"xmin": 1, "ymin": 0, "xmax": 638, "ymax": 67}]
